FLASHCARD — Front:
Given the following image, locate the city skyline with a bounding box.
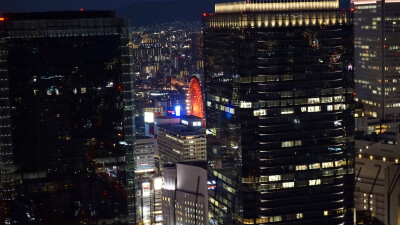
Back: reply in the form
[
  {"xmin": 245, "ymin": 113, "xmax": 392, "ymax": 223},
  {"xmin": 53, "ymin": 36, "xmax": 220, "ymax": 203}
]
[{"xmin": 1, "ymin": 0, "xmax": 400, "ymax": 224}]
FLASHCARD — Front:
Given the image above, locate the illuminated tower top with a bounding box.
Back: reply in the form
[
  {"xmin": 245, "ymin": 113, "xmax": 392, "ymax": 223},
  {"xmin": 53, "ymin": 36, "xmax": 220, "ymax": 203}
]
[{"xmin": 215, "ymin": 0, "xmax": 339, "ymax": 13}]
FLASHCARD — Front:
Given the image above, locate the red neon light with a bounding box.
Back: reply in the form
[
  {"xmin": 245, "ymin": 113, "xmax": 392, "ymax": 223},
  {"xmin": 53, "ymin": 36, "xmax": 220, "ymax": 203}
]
[{"xmin": 188, "ymin": 77, "xmax": 204, "ymax": 119}]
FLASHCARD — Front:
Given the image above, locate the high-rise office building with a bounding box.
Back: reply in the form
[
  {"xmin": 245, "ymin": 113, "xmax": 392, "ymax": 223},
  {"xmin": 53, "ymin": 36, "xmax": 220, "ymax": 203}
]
[
  {"xmin": 158, "ymin": 116, "xmax": 206, "ymax": 165},
  {"xmin": 354, "ymin": 0, "xmax": 400, "ymax": 120},
  {"xmin": 204, "ymin": 1, "xmax": 355, "ymax": 224},
  {"xmin": 0, "ymin": 11, "xmax": 135, "ymax": 224},
  {"xmin": 162, "ymin": 162, "xmax": 208, "ymax": 225}
]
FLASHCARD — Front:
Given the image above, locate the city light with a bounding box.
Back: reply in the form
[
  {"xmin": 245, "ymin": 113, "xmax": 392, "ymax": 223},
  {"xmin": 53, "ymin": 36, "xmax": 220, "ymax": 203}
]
[
  {"xmin": 175, "ymin": 105, "xmax": 181, "ymax": 117},
  {"xmin": 144, "ymin": 112, "xmax": 155, "ymax": 123}
]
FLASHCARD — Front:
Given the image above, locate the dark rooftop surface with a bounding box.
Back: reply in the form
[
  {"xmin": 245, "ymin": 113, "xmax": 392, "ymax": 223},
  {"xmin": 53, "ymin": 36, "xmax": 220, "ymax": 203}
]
[
  {"xmin": 3, "ymin": 10, "xmax": 116, "ymax": 20},
  {"xmin": 158, "ymin": 123, "xmax": 205, "ymax": 136}
]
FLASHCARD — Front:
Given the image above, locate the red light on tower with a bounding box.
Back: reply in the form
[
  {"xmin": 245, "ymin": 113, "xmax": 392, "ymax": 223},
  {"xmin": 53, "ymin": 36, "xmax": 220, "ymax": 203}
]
[
  {"xmin": 80, "ymin": 8, "xmax": 84, "ymax": 12},
  {"xmin": 350, "ymin": 8, "xmax": 354, "ymax": 12},
  {"xmin": 203, "ymin": 13, "xmax": 207, "ymax": 17},
  {"xmin": 188, "ymin": 77, "xmax": 204, "ymax": 119}
]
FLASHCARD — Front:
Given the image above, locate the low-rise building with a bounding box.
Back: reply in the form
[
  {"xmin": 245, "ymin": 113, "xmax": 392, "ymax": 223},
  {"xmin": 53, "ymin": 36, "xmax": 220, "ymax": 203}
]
[{"xmin": 355, "ymin": 131, "xmax": 400, "ymax": 224}]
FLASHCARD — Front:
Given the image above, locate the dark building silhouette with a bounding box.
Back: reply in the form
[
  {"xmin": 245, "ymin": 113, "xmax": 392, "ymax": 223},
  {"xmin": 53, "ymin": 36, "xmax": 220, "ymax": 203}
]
[
  {"xmin": 0, "ymin": 11, "xmax": 135, "ymax": 224},
  {"xmin": 204, "ymin": 1, "xmax": 355, "ymax": 224}
]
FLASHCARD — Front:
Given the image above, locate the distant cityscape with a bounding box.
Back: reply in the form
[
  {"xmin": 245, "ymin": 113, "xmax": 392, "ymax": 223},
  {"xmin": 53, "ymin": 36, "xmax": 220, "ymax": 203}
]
[{"xmin": 0, "ymin": 0, "xmax": 399, "ymax": 225}]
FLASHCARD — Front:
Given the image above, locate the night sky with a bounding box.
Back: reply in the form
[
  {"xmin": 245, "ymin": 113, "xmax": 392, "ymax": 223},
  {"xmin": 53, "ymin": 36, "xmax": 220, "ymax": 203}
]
[{"xmin": 1, "ymin": 0, "xmax": 350, "ymax": 25}]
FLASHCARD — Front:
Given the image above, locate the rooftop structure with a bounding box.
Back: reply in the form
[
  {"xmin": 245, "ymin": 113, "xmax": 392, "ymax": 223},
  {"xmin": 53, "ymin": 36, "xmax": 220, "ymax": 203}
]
[{"xmin": 215, "ymin": 0, "xmax": 339, "ymax": 13}]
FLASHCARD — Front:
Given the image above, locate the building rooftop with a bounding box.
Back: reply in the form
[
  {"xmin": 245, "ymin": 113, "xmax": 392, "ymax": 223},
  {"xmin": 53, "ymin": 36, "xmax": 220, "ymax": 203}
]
[
  {"xmin": 158, "ymin": 123, "xmax": 205, "ymax": 137},
  {"xmin": 3, "ymin": 10, "xmax": 116, "ymax": 20},
  {"xmin": 214, "ymin": 0, "xmax": 339, "ymax": 13}
]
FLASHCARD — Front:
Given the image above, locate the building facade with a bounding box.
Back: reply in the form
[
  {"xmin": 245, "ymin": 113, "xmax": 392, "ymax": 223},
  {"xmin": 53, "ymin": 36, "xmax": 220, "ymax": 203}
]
[
  {"xmin": 162, "ymin": 162, "xmax": 208, "ymax": 225},
  {"xmin": 0, "ymin": 11, "xmax": 135, "ymax": 224},
  {"xmin": 204, "ymin": 1, "xmax": 355, "ymax": 224},
  {"xmin": 158, "ymin": 116, "xmax": 206, "ymax": 165},
  {"xmin": 354, "ymin": 0, "xmax": 400, "ymax": 120},
  {"xmin": 355, "ymin": 132, "xmax": 400, "ymax": 224}
]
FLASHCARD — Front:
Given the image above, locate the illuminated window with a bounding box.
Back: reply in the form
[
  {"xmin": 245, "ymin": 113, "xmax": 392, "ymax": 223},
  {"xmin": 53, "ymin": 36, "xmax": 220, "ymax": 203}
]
[
  {"xmin": 309, "ymin": 163, "xmax": 320, "ymax": 169},
  {"xmin": 301, "ymin": 107, "xmax": 307, "ymax": 112},
  {"xmin": 282, "ymin": 182, "xmax": 294, "ymax": 188},
  {"xmin": 272, "ymin": 216, "xmax": 282, "ymax": 222},
  {"xmin": 253, "ymin": 109, "xmax": 267, "ymax": 116},
  {"xmin": 338, "ymin": 104, "xmax": 348, "ymax": 110},
  {"xmin": 256, "ymin": 218, "xmax": 269, "ymax": 223},
  {"xmin": 296, "ymin": 165, "xmax": 307, "ymax": 171},
  {"xmin": 295, "ymin": 140, "xmax": 302, "ymax": 146},
  {"xmin": 282, "ymin": 141, "xmax": 294, "ymax": 148},
  {"xmin": 193, "ymin": 121, "xmax": 202, "ymax": 127},
  {"xmin": 296, "ymin": 213, "xmax": 303, "ymax": 219},
  {"xmin": 335, "ymin": 161, "xmax": 346, "ymax": 167},
  {"xmin": 240, "ymin": 101, "xmax": 252, "ymax": 108},
  {"xmin": 281, "ymin": 108, "xmax": 294, "ymax": 114},
  {"xmin": 243, "ymin": 218, "xmax": 254, "ymax": 224},
  {"xmin": 322, "ymin": 162, "xmax": 334, "ymax": 168},
  {"xmin": 307, "ymin": 98, "xmax": 320, "ymax": 104},
  {"xmin": 309, "ymin": 179, "xmax": 321, "ymax": 186},
  {"xmin": 81, "ymin": 87, "xmax": 86, "ymax": 94},
  {"xmin": 321, "ymin": 97, "xmax": 333, "ymax": 103},
  {"xmin": 308, "ymin": 106, "xmax": 321, "ymax": 112},
  {"xmin": 334, "ymin": 96, "xmax": 344, "ymax": 102},
  {"xmin": 269, "ymin": 175, "xmax": 281, "ymax": 182},
  {"xmin": 324, "ymin": 211, "xmax": 329, "ymax": 216},
  {"xmin": 327, "ymin": 105, "xmax": 333, "ymax": 111}
]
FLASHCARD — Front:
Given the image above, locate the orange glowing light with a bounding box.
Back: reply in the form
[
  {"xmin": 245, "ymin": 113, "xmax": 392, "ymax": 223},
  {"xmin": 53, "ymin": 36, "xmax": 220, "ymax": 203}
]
[
  {"xmin": 203, "ymin": 13, "xmax": 207, "ymax": 17},
  {"xmin": 0, "ymin": 17, "xmax": 5, "ymax": 21},
  {"xmin": 188, "ymin": 77, "xmax": 204, "ymax": 119},
  {"xmin": 350, "ymin": 8, "xmax": 354, "ymax": 11}
]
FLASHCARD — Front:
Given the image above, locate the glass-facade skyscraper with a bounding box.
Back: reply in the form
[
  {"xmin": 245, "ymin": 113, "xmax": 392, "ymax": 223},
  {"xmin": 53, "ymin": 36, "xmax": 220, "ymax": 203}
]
[
  {"xmin": 204, "ymin": 1, "xmax": 355, "ymax": 224},
  {"xmin": 353, "ymin": 0, "xmax": 400, "ymax": 120},
  {"xmin": 0, "ymin": 11, "xmax": 135, "ymax": 224}
]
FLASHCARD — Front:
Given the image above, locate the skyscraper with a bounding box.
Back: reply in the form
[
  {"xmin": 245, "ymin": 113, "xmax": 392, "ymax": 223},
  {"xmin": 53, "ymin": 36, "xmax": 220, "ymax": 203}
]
[
  {"xmin": 204, "ymin": 1, "xmax": 355, "ymax": 224},
  {"xmin": 0, "ymin": 11, "xmax": 135, "ymax": 224},
  {"xmin": 354, "ymin": 0, "xmax": 400, "ymax": 120}
]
